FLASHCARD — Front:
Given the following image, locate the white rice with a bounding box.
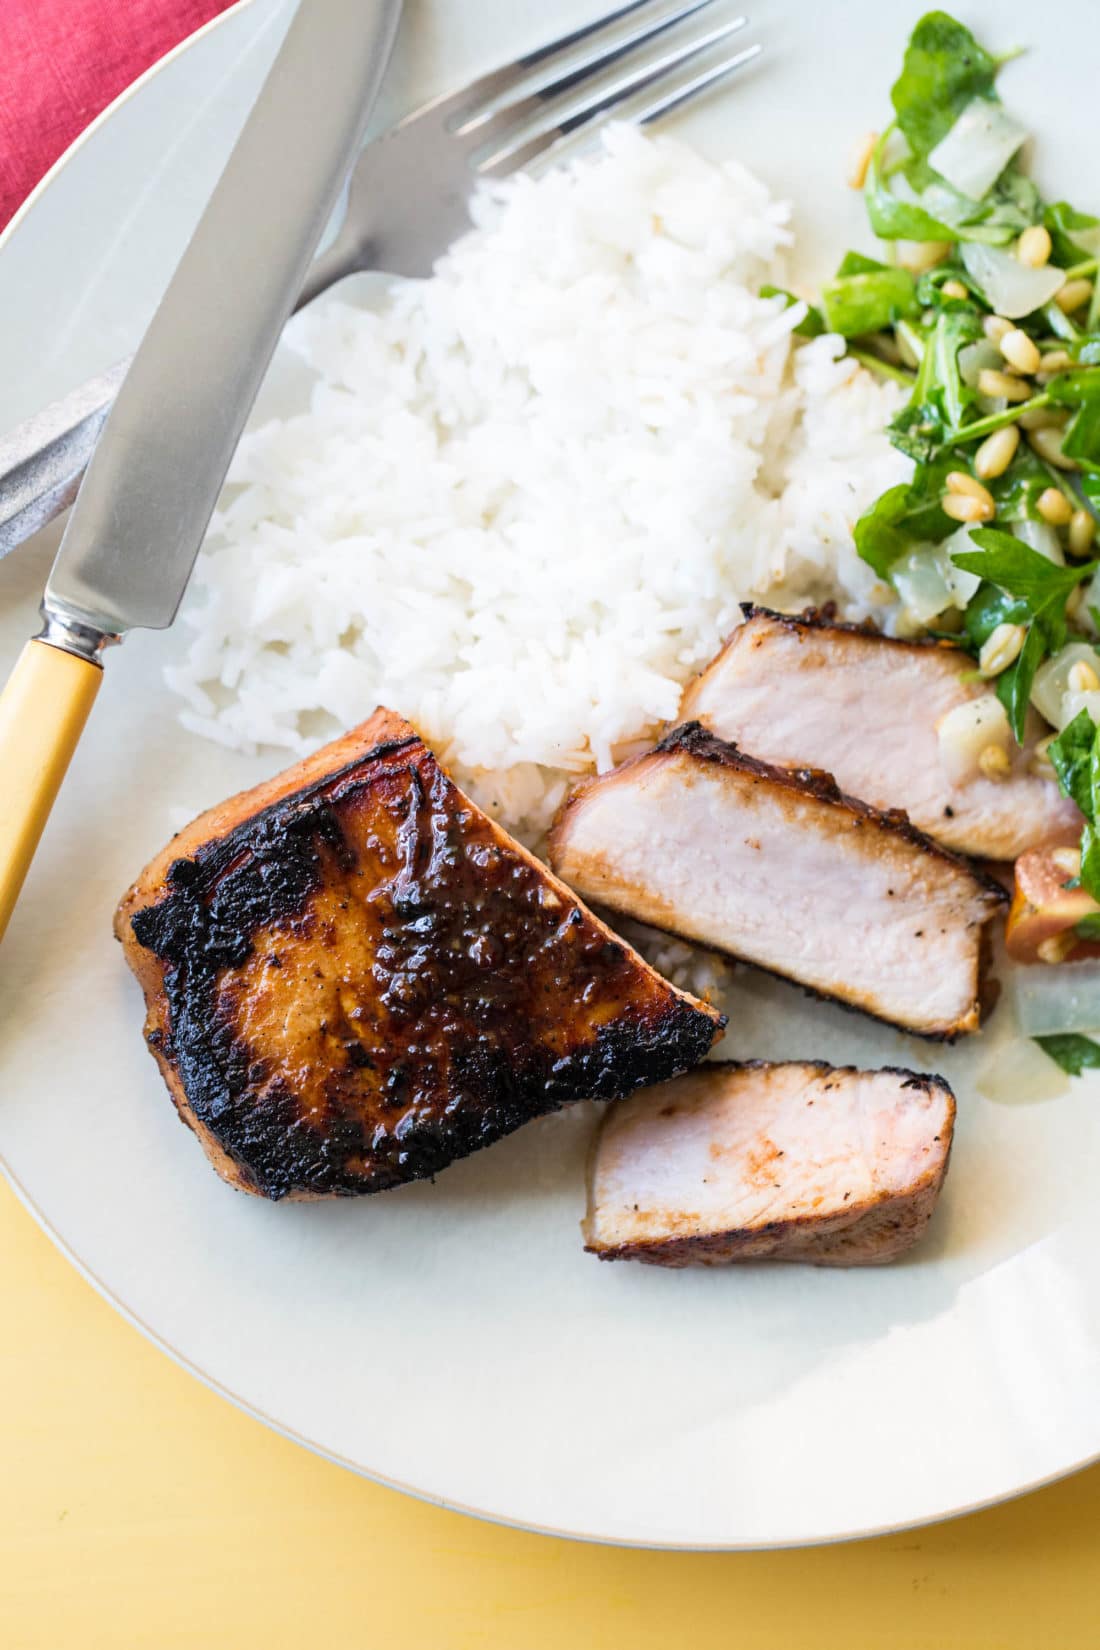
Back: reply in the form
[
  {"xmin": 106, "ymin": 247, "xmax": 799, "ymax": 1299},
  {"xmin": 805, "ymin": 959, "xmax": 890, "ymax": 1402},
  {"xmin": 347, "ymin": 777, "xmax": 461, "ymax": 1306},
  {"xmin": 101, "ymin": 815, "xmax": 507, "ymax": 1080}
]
[{"xmin": 168, "ymin": 126, "xmax": 910, "ymax": 841}]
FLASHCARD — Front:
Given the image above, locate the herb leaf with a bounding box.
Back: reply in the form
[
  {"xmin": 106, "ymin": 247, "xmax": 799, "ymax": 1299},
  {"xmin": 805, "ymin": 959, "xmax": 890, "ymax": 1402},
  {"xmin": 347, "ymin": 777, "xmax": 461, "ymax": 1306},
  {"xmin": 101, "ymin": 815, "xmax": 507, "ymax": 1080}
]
[
  {"xmin": 1035, "ymin": 1034, "xmax": 1100, "ymax": 1076},
  {"xmin": 821, "ymin": 263, "xmax": 919, "ymax": 338},
  {"xmin": 951, "ymin": 528, "xmax": 1093, "ymax": 609},
  {"xmin": 853, "ymin": 461, "xmax": 957, "ymax": 577},
  {"xmin": 1075, "ymin": 913, "xmax": 1100, "ymax": 942},
  {"xmin": 994, "ymin": 620, "xmax": 1045, "ymax": 739},
  {"xmin": 1043, "ymin": 200, "xmax": 1100, "ymax": 267},
  {"xmin": 890, "ymin": 12, "xmax": 998, "ymax": 159},
  {"xmin": 760, "ymin": 284, "xmax": 825, "ymax": 338},
  {"xmin": 951, "ymin": 528, "xmax": 1096, "ymax": 739},
  {"xmin": 1049, "ymin": 710, "xmax": 1097, "ymax": 819}
]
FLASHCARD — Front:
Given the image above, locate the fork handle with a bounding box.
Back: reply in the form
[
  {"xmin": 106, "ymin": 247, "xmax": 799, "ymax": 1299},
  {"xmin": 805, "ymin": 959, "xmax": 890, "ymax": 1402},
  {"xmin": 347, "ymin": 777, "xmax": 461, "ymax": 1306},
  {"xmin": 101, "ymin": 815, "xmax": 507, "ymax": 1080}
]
[{"xmin": 0, "ymin": 640, "xmax": 101, "ymax": 941}]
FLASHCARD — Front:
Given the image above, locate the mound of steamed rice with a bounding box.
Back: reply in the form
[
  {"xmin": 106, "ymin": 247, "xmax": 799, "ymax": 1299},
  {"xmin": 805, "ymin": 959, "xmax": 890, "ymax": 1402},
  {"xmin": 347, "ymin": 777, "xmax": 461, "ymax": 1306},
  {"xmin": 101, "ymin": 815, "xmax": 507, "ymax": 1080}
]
[{"xmin": 167, "ymin": 126, "xmax": 910, "ymax": 840}]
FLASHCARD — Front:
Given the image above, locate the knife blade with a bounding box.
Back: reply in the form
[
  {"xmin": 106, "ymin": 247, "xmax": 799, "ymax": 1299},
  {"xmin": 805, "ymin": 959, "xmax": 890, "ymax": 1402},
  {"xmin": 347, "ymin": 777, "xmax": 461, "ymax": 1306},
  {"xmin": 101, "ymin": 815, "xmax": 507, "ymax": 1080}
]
[{"xmin": 0, "ymin": 0, "xmax": 403, "ymax": 941}]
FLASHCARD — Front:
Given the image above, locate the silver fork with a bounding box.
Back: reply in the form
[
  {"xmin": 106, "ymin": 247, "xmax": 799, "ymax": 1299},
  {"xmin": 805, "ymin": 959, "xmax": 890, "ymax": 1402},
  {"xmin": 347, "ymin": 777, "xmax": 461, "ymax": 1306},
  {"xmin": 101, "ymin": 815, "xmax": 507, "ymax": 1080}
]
[{"xmin": 0, "ymin": 0, "xmax": 760, "ymax": 556}]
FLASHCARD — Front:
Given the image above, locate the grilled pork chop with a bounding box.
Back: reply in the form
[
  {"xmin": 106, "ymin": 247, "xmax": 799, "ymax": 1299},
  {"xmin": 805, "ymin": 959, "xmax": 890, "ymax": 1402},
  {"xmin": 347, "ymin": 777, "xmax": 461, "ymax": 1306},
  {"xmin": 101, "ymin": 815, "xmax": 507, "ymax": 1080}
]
[
  {"xmin": 549, "ymin": 724, "xmax": 1007, "ymax": 1037},
  {"xmin": 680, "ymin": 606, "xmax": 1078, "ymax": 860},
  {"xmin": 583, "ymin": 1061, "xmax": 955, "ymax": 1266},
  {"xmin": 116, "ymin": 709, "xmax": 723, "ymax": 1200}
]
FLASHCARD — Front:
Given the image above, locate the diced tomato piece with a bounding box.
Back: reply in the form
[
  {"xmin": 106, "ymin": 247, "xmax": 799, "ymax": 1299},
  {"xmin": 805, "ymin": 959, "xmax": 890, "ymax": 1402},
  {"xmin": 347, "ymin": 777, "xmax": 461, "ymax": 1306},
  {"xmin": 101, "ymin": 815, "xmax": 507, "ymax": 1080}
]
[{"xmin": 1007, "ymin": 845, "xmax": 1100, "ymax": 964}]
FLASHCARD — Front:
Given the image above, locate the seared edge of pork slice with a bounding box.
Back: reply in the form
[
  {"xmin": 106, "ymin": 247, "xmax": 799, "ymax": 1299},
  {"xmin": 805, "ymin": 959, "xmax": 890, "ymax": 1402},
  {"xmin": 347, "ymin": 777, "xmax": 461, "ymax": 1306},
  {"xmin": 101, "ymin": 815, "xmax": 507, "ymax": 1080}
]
[
  {"xmin": 550, "ymin": 722, "xmax": 1008, "ymax": 1038},
  {"xmin": 583, "ymin": 1059, "xmax": 956, "ymax": 1268},
  {"xmin": 117, "ymin": 708, "xmax": 725, "ymax": 1200},
  {"xmin": 678, "ymin": 603, "xmax": 1079, "ymax": 860}
]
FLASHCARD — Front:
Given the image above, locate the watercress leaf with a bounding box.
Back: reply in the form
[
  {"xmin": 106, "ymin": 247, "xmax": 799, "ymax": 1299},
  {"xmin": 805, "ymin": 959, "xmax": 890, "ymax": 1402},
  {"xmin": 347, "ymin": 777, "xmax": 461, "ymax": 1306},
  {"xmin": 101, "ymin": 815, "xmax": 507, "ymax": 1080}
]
[
  {"xmin": 985, "ymin": 446, "xmax": 1050, "ymax": 520},
  {"xmin": 835, "ymin": 250, "xmax": 889, "ymax": 277},
  {"xmin": 1046, "ymin": 370, "xmax": 1100, "ymax": 406},
  {"xmin": 1043, "ymin": 201, "xmax": 1100, "ymax": 267},
  {"xmin": 1075, "ymin": 913, "xmax": 1100, "ymax": 941},
  {"xmin": 864, "ymin": 167, "xmax": 957, "ymax": 243},
  {"xmin": 1081, "ymin": 821, "xmax": 1100, "ymax": 903},
  {"xmin": 1063, "ymin": 403, "xmax": 1100, "ymax": 469},
  {"xmin": 759, "ymin": 284, "xmax": 825, "ymax": 338},
  {"xmin": 1049, "ymin": 710, "xmax": 1097, "ymax": 820},
  {"xmin": 887, "ymin": 401, "xmax": 949, "ymax": 463},
  {"xmin": 995, "ymin": 620, "xmax": 1045, "ymax": 741},
  {"xmin": 962, "ymin": 580, "xmax": 1031, "ymax": 650},
  {"xmin": 1034, "ymin": 1033, "xmax": 1100, "ymax": 1076},
  {"xmin": 852, "ymin": 485, "xmax": 919, "ymax": 578},
  {"xmin": 890, "ymin": 12, "xmax": 998, "ymax": 159},
  {"xmin": 821, "ymin": 267, "xmax": 920, "ymax": 337},
  {"xmin": 1089, "ymin": 730, "xmax": 1100, "ymax": 830}
]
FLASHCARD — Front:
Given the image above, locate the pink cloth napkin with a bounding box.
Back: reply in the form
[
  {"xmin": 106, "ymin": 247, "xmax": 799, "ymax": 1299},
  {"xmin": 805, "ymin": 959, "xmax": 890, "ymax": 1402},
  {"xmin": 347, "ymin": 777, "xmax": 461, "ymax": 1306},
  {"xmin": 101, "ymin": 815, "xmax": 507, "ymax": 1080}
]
[{"xmin": 0, "ymin": 0, "xmax": 239, "ymax": 229}]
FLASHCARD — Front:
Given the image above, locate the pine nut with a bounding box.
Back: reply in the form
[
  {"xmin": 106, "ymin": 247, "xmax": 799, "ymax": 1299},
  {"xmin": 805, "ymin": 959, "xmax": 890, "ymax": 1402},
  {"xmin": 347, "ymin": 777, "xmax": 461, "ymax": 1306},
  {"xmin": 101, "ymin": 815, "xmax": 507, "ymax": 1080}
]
[
  {"xmin": 1051, "ymin": 846, "xmax": 1083, "ymax": 879},
  {"xmin": 1031, "ymin": 734, "xmax": 1057, "ymax": 778},
  {"xmin": 979, "ymin": 622, "xmax": 1027, "ymax": 677},
  {"xmin": 1068, "ymin": 660, "xmax": 1100, "ymax": 693},
  {"xmin": 847, "ymin": 131, "xmax": 878, "ymax": 190},
  {"xmin": 946, "ymin": 471, "xmax": 996, "ymax": 508},
  {"xmin": 979, "ymin": 743, "xmax": 1013, "ymax": 780},
  {"xmin": 1069, "ymin": 509, "xmax": 1096, "ymax": 559},
  {"xmin": 899, "ymin": 240, "xmax": 952, "ymax": 272},
  {"xmin": 1000, "ymin": 328, "xmax": 1041, "ymax": 374},
  {"xmin": 942, "ymin": 492, "xmax": 995, "ymax": 524},
  {"xmin": 974, "ymin": 425, "xmax": 1020, "ymax": 480},
  {"xmin": 1039, "ymin": 350, "xmax": 1073, "ymax": 374},
  {"xmin": 1017, "ymin": 225, "xmax": 1052, "ymax": 268},
  {"xmin": 1036, "ymin": 486, "xmax": 1073, "ymax": 525},
  {"xmin": 977, "ymin": 368, "xmax": 1033, "ymax": 402},
  {"xmin": 983, "ymin": 314, "xmax": 1013, "ymax": 344},
  {"xmin": 1055, "ymin": 278, "xmax": 1094, "ymax": 314},
  {"xmin": 941, "ymin": 278, "xmax": 969, "ymax": 301},
  {"xmin": 1028, "ymin": 426, "xmax": 1078, "ymax": 469},
  {"xmin": 1038, "ymin": 932, "xmax": 1077, "ymax": 964}
]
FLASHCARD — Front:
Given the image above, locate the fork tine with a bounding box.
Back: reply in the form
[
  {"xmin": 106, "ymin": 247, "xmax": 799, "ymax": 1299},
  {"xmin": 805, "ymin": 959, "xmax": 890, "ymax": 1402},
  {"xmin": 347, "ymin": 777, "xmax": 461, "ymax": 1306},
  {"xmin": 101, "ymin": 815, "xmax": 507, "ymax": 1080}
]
[
  {"xmin": 631, "ymin": 38, "xmax": 762, "ymax": 126},
  {"xmin": 471, "ymin": 11, "xmax": 748, "ymax": 170},
  {"xmin": 478, "ymin": 35, "xmax": 760, "ymax": 180},
  {"xmin": 451, "ymin": 0, "xmax": 722, "ymax": 133}
]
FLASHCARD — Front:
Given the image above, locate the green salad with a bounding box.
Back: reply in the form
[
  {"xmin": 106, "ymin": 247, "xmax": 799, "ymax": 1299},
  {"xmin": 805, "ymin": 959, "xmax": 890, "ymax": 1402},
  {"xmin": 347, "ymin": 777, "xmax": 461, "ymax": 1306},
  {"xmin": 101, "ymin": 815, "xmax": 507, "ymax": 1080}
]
[{"xmin": 785, "ymin": 11, "xmax": 1100, "ymax": 1072}]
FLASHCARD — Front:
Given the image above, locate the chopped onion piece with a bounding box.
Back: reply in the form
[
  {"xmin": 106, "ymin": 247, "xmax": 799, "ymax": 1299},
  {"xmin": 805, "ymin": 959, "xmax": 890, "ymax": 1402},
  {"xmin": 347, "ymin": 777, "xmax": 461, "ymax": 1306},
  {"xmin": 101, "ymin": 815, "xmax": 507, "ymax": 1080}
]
[
  {"xmin": 935, "ymin": 693, "xmax": 1010, "ymax": 785},
  {"xmin": 892, "ymin": 544, "xmax": 954, "ymax": 622},
  {"xmin": 1012, "ymin": 960, "xmax": 1100, "ymax": 1037},
  {"xmin": 1030, "ymin": 641, "xmax": 1100, "ymax": 726},
  {"xmin": 928, "ymin": 97, "xmax": 1028, "ymax": 203},
  {"xmin": 1012, "ymin": 517, "xmax": 1065, "ymax": 565},
  {"xmin": 961, "ymin": 242, "xmax": 1066, "ymax": 318},
  {"xmin": 894, "ymin": 538, "xmax": 981, "ymax": 624},
  {"xmin": 940, "ymin": 524, "xmax": 984, "ymax": 604},
  {"xmin": 959, "ymin": 338, "xmax": 1004, "ymax": 388},
  {"xmin": 1059, "ymin": 688, "xmax": 1100, "ymax": 731}
]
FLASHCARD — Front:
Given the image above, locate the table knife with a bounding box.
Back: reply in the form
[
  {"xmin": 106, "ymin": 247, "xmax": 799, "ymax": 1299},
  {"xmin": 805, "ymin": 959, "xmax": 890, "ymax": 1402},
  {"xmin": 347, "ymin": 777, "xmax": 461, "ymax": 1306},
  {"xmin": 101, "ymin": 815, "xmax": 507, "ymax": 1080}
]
[{"xmin": 0, "ymin": 0, "xmax": 403, "ymax": 942}]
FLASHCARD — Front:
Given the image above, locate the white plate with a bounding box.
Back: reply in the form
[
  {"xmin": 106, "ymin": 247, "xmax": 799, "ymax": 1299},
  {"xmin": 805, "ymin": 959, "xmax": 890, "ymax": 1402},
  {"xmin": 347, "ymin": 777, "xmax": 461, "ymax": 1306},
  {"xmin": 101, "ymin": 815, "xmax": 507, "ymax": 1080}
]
[{"xmin": 2, "ymin": 0, "xmax": 1100, "ymax": 1550}]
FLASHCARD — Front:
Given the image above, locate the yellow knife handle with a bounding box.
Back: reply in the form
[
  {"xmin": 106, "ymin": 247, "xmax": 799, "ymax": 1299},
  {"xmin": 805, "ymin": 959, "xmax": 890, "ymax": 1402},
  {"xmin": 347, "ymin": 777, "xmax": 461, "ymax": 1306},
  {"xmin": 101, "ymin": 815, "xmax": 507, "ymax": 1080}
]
[{"xmin": 0, "ymin": 639, "xmax": 102, "ymax": 941}]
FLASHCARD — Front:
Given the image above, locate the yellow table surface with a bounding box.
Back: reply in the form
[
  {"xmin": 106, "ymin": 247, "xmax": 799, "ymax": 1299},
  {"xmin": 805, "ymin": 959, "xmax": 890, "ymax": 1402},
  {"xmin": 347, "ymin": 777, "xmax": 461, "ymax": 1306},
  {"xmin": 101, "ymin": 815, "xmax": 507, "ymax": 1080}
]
[{"xmin": 3, "ymin": 1178, "xmax": 1098, "ymax": 1650}]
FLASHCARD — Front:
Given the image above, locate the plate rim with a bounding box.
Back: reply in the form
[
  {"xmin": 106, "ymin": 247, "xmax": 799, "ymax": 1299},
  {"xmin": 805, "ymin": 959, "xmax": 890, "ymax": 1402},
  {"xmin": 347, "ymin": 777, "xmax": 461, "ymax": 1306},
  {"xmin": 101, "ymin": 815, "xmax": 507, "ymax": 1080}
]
[
  {"xmin": 5, "ymin": 1143, "xmax": 1096, "ymax": 1551},
  {"xmin": 3, "ymin": 0, "xmax": 1099, "ymax": 1552},
  {"xmin": 0, "ymin": 0, "xmax": 259, "ymax": 257}
]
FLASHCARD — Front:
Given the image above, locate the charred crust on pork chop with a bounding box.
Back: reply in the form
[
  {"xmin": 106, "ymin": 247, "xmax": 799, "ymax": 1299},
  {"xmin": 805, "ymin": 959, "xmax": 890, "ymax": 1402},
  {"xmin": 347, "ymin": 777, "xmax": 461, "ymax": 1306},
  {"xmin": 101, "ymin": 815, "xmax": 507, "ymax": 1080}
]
[{"xmin": 119, "ymin": 710, "xmax": 722, "ymax": 1200}]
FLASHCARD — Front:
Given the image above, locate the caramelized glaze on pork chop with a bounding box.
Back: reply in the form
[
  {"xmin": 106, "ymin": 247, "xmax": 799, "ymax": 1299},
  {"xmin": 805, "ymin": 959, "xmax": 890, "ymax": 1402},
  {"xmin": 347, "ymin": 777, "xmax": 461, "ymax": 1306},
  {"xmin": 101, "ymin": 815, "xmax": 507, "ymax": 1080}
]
[{"xmin": 116, "ymin": 709, "xmax": 723, "ymax": 1199}]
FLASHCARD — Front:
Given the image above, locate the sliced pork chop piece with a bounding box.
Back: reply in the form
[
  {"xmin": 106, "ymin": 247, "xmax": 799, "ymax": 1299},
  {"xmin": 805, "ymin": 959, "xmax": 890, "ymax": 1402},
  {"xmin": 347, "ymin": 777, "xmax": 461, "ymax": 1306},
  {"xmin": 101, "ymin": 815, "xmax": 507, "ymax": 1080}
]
[
  {"xmin": 549, "ymin": 724, "xmax": 1007, "ymax": 1038},
  {"xmin": 583, "ymin": 1061, "xmax": 955, "ymax": 1266},
  {"xmin": 116, "ymin": 708, "xmax": 723, "ymax": 1200},
  {"xmin": 679, "ymin": 606, "xmax": 1079, "ymax": 861}
]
